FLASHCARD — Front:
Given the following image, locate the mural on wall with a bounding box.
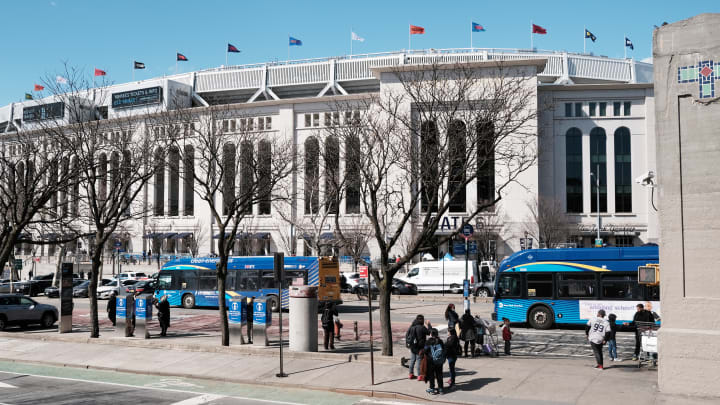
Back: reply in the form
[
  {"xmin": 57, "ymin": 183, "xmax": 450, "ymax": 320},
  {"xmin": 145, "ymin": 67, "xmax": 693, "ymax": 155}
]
[{"xmin": 678, "ymin": 60, "xmax": 720, "ymax": 98}]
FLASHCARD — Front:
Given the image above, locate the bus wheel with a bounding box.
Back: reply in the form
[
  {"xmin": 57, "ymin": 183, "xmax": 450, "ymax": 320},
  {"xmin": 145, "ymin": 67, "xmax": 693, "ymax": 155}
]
[
  {"xmin": 182, "ymin": 294, "xmax": 195, "ymax": 309},
  {"xmin": 528, "ymin": 306, "xmax": 553, "ymax": 329},
  {"xmin": 267, "ymin": 295, "xmax": 280, "ymax": 313}
]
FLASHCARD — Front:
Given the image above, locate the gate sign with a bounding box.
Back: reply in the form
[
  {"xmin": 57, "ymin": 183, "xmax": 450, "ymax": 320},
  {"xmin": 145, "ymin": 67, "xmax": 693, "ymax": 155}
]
[
  {"xmin": 253, "ymin": 300, "xmax": 269, "ymax": 326},
  {"xmin": 461, "ymin": 224, "xmax": 474, "ymax": 240},
  {"xmin": 117, "ymin": 296, "xmax": 126, "ymax": 318},
  {"xmin": 468, "ymin": 241, "xmax": 478, "ymax": 254},
  {"xmin": 114, "ymin": 241, "xmax": 122, "ymax": 248},
  {"xmin": 136, "ymin": 298, "xmax": 147, "ymax": 320},
  {"xmin": 228, "ymin": 300, "xmax": 246, "ymax": 324},
  {"xmin": 358, "ymin": 265, "xmax": 369, "ymax": 279}
]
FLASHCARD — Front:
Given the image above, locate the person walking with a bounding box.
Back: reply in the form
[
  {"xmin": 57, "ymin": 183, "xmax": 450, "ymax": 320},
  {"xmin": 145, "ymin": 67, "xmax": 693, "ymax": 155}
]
[
  {"xmin": 405, "ymin": 314, "xmax": 430, "ymax": 380},
  {"xmin": 321, "ymin": 302, "xmax": 338, "ymax": 350},
  {"xmin": 607, "ymin": 313, "xmax": 619, "ymax": 362},
  {"xmin": 107, "ymin": 290, "xmax": 117, "ymax": 326},
  {"xmin": 624, "ymin": 303, "xmax": 655, "ymax": 361},
  {"xmin": 445, "ymin": 327, "xmax": 461, "ymax": 389},
  {"xmin": 247, "ymin": 296, "xmax": 254, "ymax": 344},
  {"xmin": 147, "ymin": 249, "xmax": 152, "ymax": 264},
  {"xmin": 155, "ymin": 295, "xmax": 170, "ymax": 336},
  {"xmin": 334, "ymin": 312, "xmax": 343, "ymax": 341},
  {"xmin": 444, "ymin": 304, "xmax": 459, "ymax": 335},
  {"xmin": 459, "ymin": 309, "xmax": 477, "ymax": 357},
  {"xmin": 424, "ymin": 328, "xmax": 445, "ymax": 395},
  {"xmin": 586, "ymin": 309, "xmax": 611, "ymax": 369},
  {"xmin": 501, "ymin": 317, "xmax": 514, "ymax": 355}
]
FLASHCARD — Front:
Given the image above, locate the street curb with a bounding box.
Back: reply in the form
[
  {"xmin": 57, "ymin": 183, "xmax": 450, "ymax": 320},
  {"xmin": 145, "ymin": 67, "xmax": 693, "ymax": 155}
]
[{"xmin": 0, "ymin": 356, "xmax": 465, "ymax": 405}]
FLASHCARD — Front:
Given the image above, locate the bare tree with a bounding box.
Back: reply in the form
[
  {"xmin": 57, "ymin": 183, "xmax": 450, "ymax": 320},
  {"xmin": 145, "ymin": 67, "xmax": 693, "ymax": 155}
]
[
  {"xmin": 474, "ymin": 213, "xmax": 505, "ymax": 262},
  {"xmin": 186, "ymin": 219, "xmax": 208, "ymax": 257},
  {"xmin": 524, "ymin": 196, "xmax": 570, "ymax": 249},
  {"xmin": 322, "ymin": 61, "xmax": 540, "ymax": 355}
]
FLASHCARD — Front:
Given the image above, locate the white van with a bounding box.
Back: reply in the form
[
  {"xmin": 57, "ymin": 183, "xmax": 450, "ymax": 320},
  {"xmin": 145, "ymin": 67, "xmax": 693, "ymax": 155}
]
[{"xmin": 399, "ymin": 260, "xmax": 477, "ymax": 293}]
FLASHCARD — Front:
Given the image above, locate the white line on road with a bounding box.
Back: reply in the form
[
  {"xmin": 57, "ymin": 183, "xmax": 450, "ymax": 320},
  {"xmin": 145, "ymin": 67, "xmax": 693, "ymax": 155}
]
[
  {"xmin": 0, "ymin": 381, "xmax": 17, "ymax": 388},
  {"xmin": 171, "ymin": 394, "xmax": 224, "ymax": 405}
]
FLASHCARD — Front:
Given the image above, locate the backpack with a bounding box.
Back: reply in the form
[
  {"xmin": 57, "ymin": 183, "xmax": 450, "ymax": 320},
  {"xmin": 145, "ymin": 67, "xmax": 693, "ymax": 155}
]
[
  {"xmin": 405, "ymin": 326, "xmax": 418, "ymax": 349},
  {"xmin": 321, "ymin": 307, "xmax": 332, "ymax": 326},
  {"xmin": 430, "ymin": 342, "xmax": 445, "ymax": 365}
]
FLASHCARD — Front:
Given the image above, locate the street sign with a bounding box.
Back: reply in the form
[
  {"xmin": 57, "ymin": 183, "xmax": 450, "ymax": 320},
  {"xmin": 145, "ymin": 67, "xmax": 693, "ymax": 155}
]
[
  {"xmin": 453, "ymin": 242, "xmax": 466, "ymax": 255},
  {"xmin": 468, "ymin": 241, "xmax": 478, "ymax": 254},
  {"xmin": 13, "ymin": 259, "xmax": 22, "ymax": 270},
  {"xmin": 463, "ymin": 279, "xmax": 470, "ymax": 298},
  {"xmin": 461, "ymin": 224, "xmax": 474, "ymax": 240},
  {"xmin": 114, "ymin": 241, "xmax": 122, "ymax": 248},
  {"xmin": 358, "ymin": 265, "xmax": 369, "ymax": 279},
  {"xmin": 595, "ymin": 238, "xmax": 603, "ymax": 248}
]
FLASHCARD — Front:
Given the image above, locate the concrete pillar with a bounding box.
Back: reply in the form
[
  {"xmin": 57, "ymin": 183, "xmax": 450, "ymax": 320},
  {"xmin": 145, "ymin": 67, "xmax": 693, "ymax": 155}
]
[{"xmin": 289, "ymin": 285, "xmax": 318, "ymax": 352}]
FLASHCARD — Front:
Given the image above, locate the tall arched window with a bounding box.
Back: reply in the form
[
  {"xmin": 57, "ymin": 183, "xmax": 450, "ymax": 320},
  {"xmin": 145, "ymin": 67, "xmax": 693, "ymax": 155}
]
[
  {"xmin": 590, "ymin": 127, "xmax": 607, "ymax": 213},
  {"xmin": 240, "ymin": 141, "xmax": 253, "ymax": 215},
  {"xmin": 345, "ymin": 135, "xmax": 361, "ymax": 214},
  {"xmin": 110, "ymin": 151, "xmax": 120, "ymax": 192},
  {"xmin": 49, "ymin": 160, "xmax": 58, "ymax": 213},
  {"xmin": 223, "ymin": 143, "xmax": 236, "ymax": 215},
  {"xmin": 15, "ymin": 161, "xmax": 25, "ymax": 220},
  {"xmin": 614, "ymin": 127, "xmax": 632, "ymax": 213},
  {"xmin": 565, "ymin": 128, "xmax": 583, "ymax": 213},
  {"xmin": 60, "ymin": 156, "xmax": 70, "ymax": 216},
  {"xmin": 258, "ymin": 141, "xmax": 272, "ymax": 215},
  {"xmin": 98, "ymin": 153, "xmax": 108, "ymax": 202},
  {"xmin": 420, "ymin": 121, "xmax": 439, "ymax": 212},
  {"xmin": 168, "ymin": 146, "xmax": 180, "ymax": 216},
  {"xmin": 122, "ymin": 151, "xmax": 131, "ymax": 216},
  {"xmin": 71, "ymin": 156, "xmax": 80, "ymax": 216},
  {"xmin": 477, "ymin": 121, "xmax": 495, "ymax": 209},
  {"xmin": 325, "ymin": 136, "xmax": 340, "ymax": 214},
  {"xmin": 183, "ymin": 145, "xmax": 194, "ymax": 216},
  {"xmin": 153, "ymin": 148, "xmax": 164, "ymax": 216},
  {"xmin": 448, "ymin": 120, "xmax": 466, "ymax": 212},
  {"xmin": 304, "ymin": 137, "xmax": 319, "ymax": 214}
]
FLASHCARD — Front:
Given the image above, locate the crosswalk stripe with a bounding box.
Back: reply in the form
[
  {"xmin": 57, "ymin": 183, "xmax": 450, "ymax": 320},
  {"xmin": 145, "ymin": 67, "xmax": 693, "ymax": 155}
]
[{"xmin": 170, "ymin": 394, "xmax": 224, "ymax": 405}]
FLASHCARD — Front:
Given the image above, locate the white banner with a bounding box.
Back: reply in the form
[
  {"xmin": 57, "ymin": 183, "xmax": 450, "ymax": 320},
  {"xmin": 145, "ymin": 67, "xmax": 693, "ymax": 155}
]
[{"xmin": 579, "ymin": 300, "xmax": 661, "ymax": 322}]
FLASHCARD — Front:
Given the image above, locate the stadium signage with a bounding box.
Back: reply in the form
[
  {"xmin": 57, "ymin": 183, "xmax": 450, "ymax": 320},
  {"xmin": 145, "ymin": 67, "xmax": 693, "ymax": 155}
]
[
  {"xmin": 23, "ymin": 102, "xmax": 64, "ymax": 122},
  {"xmin": 112, "ymin": 86, "xmax": 162, "ymax": 109}
]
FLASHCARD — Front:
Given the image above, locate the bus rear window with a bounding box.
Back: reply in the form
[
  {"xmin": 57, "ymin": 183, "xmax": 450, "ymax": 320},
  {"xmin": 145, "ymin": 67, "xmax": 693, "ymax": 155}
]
[{"xmin": 601, "ymin": 274, "xmax": 640, "ymax": 299}]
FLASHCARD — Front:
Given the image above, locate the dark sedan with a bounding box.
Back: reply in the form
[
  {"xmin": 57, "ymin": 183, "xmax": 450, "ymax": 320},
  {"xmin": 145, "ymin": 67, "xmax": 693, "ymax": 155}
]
[
  {"xmin": 44, "ymin": 279, "xmax": 85, "ymax": 298},
  {"xmin": 72, "ymin": 280, "xmax": 91, "ymax": 298},
  {"xmin": 391, "ymin": 278, "xmax": 418, "ymax": 295},
  {"xmin": 128, "ymin": 280, "xmax": 156, "ymax": 295}
]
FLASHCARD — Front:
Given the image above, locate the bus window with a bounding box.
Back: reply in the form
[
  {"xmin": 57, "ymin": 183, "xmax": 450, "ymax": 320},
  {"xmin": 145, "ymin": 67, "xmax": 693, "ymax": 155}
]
[
  {"xmin": 601, "ymin": 274, "xmax": 640, "ymax": 299},
  {"xmin": 261, "ymin": 270, "xmax": 276, "ymax": 289},
  {"xmin": 238, "ymin": 270, "xmax": 259, "ymax": 291},
  {"xmin": 557, "ymin": 273, "xmax": 596, "ymax": 298},
  {"xmin": 497, "ymin": 274, "xmax": 521, "ymax": 297},
  {"xmin": 157, "ymin": 272, "xmax": 173, "ymax": 290},
  {"xmin": 199, "ymin": 273, "xmax": 217, "ymax": 290},
  {"xmin": 526, "ymin": 273, "xmax": 553, "ymax": 298},
  {"xmin": 644, "ymin": 285, "xmax": 660, "ymax": 300},
  {"xmin": 178, "ymin": 270, "xmax": 198, "ymax": 290},
  {"xmin": 226, "ymin": 270, "xmax": 237, "ymax": 291},
  {"xmin": 283, "ymin": 270, "xmax": 307, "ymax": 289}
]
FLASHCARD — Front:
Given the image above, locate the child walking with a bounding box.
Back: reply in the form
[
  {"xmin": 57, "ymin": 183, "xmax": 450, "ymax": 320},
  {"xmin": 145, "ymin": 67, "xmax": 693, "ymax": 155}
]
[
  {"xmin": 607, "ymin": 313, "xmax": 619, "ymax": 361},
  {"xmin": 501, "ymin": 318, "xmax": 514, "ymax": 355}
]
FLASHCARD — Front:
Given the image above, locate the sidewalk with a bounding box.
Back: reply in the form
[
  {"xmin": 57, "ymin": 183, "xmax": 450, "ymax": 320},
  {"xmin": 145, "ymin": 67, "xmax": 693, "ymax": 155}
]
[{"xmin": 0, "ymin": 328, "xmax": 716, "ymax": 405}]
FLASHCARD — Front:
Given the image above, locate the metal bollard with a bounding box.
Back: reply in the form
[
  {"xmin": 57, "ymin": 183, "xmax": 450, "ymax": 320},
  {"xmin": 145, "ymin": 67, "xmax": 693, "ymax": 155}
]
[{"xmin": 354, "ymin": 320, "xmax": 359, "ymax": 340}]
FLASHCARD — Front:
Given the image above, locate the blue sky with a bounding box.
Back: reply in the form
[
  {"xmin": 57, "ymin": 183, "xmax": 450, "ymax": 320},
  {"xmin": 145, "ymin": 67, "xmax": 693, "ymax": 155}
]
[{"xmin": 0, "ymin": 1, "xmax": 717, "ymax": 106}]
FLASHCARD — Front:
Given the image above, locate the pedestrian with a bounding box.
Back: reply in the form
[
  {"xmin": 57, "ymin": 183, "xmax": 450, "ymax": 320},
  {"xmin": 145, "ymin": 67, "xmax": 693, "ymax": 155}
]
[
  {"xmin": 444, "ymin": 303, "xmax": 459, "ymax": 335},
  {"xmin": 424, "ymin": 328, "xmax": 445, "ymax": 395},
  {"xmin": 501, "ymin": 317, "xmax": 514, "ymax": 355},
  {"xmin": 607, "ymin": 313, "xmax": 619, "ymax": 362},
  {"xmin": 321, "ymin": 302, "xmax": 338, "ymax": 350},
  {"xmin": 142, "ymin": 251, "xmax": 146, "ymax": 263},
  {"xmin": 154, "ymin": 295, "xmax": 170, "ymax": 336},
  {"xmin": 247, "ymin": 296, "xmax": 254, "ymax": 344},
  {"xmin": 459, "ymin": 309, "xmax": 477, "ymax": 357},
  {"xmin": 148, "ymin": 249, "xmax": 152, "ymax": 264},
  {"xmin": 445, "ymin": 327, "xmax": 461, "ymax": 389},
  {"xmin": 80, "ymin": 270, "xmax": 84, "ymax": 280},
  {"xmin": 334, "ymin": 311, "xmax": 343, "ymax": 341},
  {"xmin": 107, "ymin": 290, "xmax": 117, "ymax": 326},
  {"xmin": 624, "ymin": 303, "xmax": 656, "ymax": 361},
  {"xmin": 586, "ymin": 309, "xmax": 611, "ymax": 369},
  {"xmin": 405, "ymin": 314, "xmax": 431, "ymax": 380}
]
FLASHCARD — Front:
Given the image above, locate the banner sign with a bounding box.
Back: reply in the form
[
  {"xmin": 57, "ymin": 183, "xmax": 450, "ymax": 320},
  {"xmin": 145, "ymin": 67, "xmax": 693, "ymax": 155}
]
[
  {"xmin": 112, "ymin": 86, "xmax": 162, "ymax": 109},
  {"xmin": 23, "ymin": 102, "xmax": 64, "ymax": 122},
  {"xmin": 579, "ymin": 300, "xmax": 661, "ymax": 322}
]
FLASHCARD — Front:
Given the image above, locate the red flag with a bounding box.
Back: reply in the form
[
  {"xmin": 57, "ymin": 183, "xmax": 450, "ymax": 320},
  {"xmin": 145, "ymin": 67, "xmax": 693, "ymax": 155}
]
[
  {"xmin": 410, "ymin": 25, "xmax": 425, "ymax": 35},
  {"xmin": 532, "ymin": 24, "xmax": 547, "ymax": 34},
  {"xmin": 94, "ymin": 68, "xmax": 106, "ymax": 76},
  {"xmin": 34, "ymin": 84, "xmax": 44, "ymax": 91},
  {"xmin": 177, "ymin": 52, "xmax": 188, "ymax": 61}
]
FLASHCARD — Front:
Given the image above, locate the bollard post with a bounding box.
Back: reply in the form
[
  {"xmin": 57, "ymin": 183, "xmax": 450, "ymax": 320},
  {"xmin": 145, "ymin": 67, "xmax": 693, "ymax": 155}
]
[{"xmin": 354, "ymin": 320, "xmax": 359, "ymax": 340}]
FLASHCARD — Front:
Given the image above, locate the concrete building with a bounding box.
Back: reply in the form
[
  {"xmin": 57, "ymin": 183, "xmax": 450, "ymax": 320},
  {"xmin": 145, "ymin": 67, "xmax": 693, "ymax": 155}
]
[
  {"xmin": 0, "ymin": 48, "xmax": 658, "ymax": 275},
  {"xmin": 654, "ymin": 14, "xmax": 720, "ymax": 397}
]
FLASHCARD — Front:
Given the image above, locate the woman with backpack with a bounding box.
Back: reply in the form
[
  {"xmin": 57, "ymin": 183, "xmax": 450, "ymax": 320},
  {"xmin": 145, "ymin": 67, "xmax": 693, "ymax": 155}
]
[
  {"xmin": 423, "ymin": 328, "xmax": 445, "ymax": 395},
  {"xmin": 321, "ymin": 302, "xmax": 338, "ymax": 350},
  {"xmin": 460, "ymin": 309, "xmax": 478, "ymax": 357},
  {"xmin": 445, "ymin": 327, "xmax": 461, "ymax": 389},
  {"xmin": 405, "ymin": 315, "xmax": 430, "ymax": 380}
]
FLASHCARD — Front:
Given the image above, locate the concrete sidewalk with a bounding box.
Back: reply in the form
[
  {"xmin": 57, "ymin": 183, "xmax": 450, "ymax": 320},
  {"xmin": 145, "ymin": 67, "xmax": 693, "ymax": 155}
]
[{"xmin": 0, "ymin": 330, "xmax": 715, "ymax": 405}]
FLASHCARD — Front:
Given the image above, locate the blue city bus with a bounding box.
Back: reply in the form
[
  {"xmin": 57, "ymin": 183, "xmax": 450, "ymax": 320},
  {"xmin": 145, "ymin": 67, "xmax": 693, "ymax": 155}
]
[
  {"xmin": 154, "ymin": 256, "xmax": 341, "ymax": 312},
  {"xmin": 492, "ymin": 246, "xmax": 660, "ymax": 329}
]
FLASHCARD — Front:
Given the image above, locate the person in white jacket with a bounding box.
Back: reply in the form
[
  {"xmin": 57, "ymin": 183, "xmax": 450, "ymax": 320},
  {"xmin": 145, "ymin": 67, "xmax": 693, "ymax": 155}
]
[{"xmin": 586, "ymin": 309, "xmax": 611, "ymax": 369}]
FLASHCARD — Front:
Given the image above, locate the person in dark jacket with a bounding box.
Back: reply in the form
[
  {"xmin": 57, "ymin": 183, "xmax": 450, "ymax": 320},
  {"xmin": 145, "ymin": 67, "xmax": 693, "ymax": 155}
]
[
  {"xmin": 424, "ymin": 328, "xmax": 445, "ymax": 395},
  {"xmin": 459, "ymin": 309, "xmax": 477, "ymax": 357},
  {"xmin": 445, "ymin": 328, "xmax": 461, "ymax": 388},
  {"xmin": 406, "ymin": 314, "xmax": 431, "ymax": 380},
  {"xmin": 321, "ymin": 302, "xmax": 338, "ymax": 350},
  {"xmin": 607, "ymin": 313, "xmax": 618, "ymax": 361},
  {"xmin": 154, "ymin": 295, "xmax": 170, "ymax": 336},
  {"xmin": 107, "ymin": 291, "xmax": 117, "ymax": 326},
  {"xmin": 444, "ymin": 304, "xmax": 459, "ymax": 333},
  {"xmin": 624, "ymin": 303, "xmax": 656, "ymax": 360}
]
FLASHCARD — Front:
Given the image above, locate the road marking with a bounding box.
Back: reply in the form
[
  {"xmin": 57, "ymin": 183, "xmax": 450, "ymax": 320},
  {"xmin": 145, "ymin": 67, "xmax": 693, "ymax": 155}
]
[
  {"xmin": 0, "ymin": 381, "xmax": 17, "ymax": 388},
  {"xmin": 171, "ymin": 394, "xmax": 224, "ymax": 405}
]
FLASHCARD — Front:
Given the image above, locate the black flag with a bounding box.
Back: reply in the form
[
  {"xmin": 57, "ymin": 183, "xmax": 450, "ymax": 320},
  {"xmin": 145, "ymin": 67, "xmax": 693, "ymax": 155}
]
[{"xmin": 134, "ymin": 61, "xmax": 146, "ymax": 69}]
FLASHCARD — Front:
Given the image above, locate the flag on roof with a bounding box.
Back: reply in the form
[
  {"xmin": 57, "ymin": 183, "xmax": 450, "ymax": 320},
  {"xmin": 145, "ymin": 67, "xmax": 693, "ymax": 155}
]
[
  {"xmin": 177, "ymin": 53, "xmax": 188, "ymax": 61},
  {"xmin": 351, "ymin": 32, "xmax": 364, "ymax": 42},
  {"xmin": 94, "ymin": 68, "xmax": 106, "ymax": 76},
  {"xmin": 34, "ymin": 84, "xmax": 44, "ymax": 91},
  {"xmin": 410, "ymin": 25, "xmax": 425, "ymax": 34},
  {"xmin": 625, "ymin": 37, "xmax": 634, "ymax": 50},
  {"xmin": 134, "ymin": 61, "xmax": 145, "ymax": 69},
  {"xmin": 25, "ymin": 93, "xmax": 33, "ymax": 100},
  {"xmin": 227, "ymin": 43, "xmax": 240, "ymax": 53},
  {"xmin": 56, "ymin": 75, "xmax": 67, "ymax": 84},
  {"xmin": 532, "ymin": 24, "xmax": 547, "ymax": 34},
  {"xmin": 585, "ymin": 29, "xmax": 597, "ymax": 42},
  {"xmin": 472, "ymin": 22, "xmax": 485, "ymax": 32},
  {"xmin": 289, "ymin": 36, "xmax": 302, "ymax": 46}
]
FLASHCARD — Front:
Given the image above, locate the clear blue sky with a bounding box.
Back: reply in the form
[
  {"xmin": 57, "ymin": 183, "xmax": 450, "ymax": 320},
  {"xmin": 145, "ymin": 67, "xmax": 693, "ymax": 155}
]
[{"xmin": 1, "ymin": 1, "xmax": 717, "ymax": 106}]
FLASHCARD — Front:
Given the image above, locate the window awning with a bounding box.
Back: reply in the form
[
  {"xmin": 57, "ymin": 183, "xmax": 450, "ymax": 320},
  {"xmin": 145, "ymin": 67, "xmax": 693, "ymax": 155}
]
[
  {"xmin": 320, "ymin": 232, "xmax": 335, "ymax": 240},
  {"xmin": 171, "ymin": 232, "xmax": 193, "ymax": 239},
  {"xmin": 143, "ymin": 233, "xmax": 159, "ymax": 239},
  {"xmin": 253, "ymin": 232, "xmax": 271, "ymax": 240},
  {"xmin": 162, "ymin": 232, "xmax": 178, "ymax": 239}
]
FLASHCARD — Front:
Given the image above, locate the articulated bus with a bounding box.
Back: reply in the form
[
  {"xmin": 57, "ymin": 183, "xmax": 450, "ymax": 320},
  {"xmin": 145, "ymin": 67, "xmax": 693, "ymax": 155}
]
[
  {"xmin": 492, "ymin": 246, "xmax": 660, "ymax": 329},
  {"xmin": 154, "ymin": 256, "xmax": 342, "ymax": 311}
]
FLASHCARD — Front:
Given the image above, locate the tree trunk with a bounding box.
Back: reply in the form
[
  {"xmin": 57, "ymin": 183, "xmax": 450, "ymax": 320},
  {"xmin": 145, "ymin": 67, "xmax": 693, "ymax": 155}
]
[
  {"xmin": 89, "ymin": 246, "xmax": 103, "ymax": 338},
  {"xmin": 52, "ymin": 244, "xmax": 67, "ymax": 288},
  {"xmin": 378, "ymin": 275, "xmax": 393, "ymax": 356},
  {"xmin": 217, "ymin": 256, "xmax": 229, "ymax": 346}
]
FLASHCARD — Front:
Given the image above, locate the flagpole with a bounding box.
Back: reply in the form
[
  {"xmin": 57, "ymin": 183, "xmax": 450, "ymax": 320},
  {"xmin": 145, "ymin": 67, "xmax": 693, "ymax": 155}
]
[
  {"xmin": 350, "ymin": 28, "xmax": 353, "ymax": 56},
  {"xmin": 132, "ymin": 60, "xmax": 135, "ymax": 81},
  {"xmin": 226, "ymin": 42, "xmax": 228, "ymax": 66},
  {"xmin": 176, "ymin": 51, "xmax": 178, "ymax": 74},
  {"xmin": 470, "ymin": 20, "xmax": 473, "ymax": 50},
  {"xmin": 584, "ymin": 26, "xmax": 586, "ymax": 53},
  {"xmin": 530, "ymin": 21, "xmax": 533, "ymax": 50},
  {"xmin": 288, "ymin": 34, "xmax": 290, "ymax": 61},
  {"xmin": 624, "ymin": 33, "xmax": 627, "ymax": 59},
  {"xmin": 93, "ymin": 66, "xmax": 95, "ymax": 88},
  {"xmin": 408, "ymin": 24, "xmax": 411, "ymax": 51}
]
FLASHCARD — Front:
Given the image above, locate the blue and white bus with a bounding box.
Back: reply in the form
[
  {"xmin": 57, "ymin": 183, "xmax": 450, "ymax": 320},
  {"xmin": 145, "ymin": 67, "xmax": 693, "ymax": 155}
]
[
  {"xmin": 492, "ymin": 246, "xmax": 660, "ymax": 329},
  {"xmin": 154, "ymin": 256, "xmax": 342, "ymax": 312}
]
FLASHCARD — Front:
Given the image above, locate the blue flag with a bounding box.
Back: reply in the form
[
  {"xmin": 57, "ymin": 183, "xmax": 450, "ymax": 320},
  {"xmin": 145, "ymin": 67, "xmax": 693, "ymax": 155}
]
[
  {"xmin": 472, "ymin": 22, "xmax": 485, "ymax": 32},
  {"xmin": 289, "ymin": 36, "xmax": 302, "ymax": 46},
  {"xmin": 625, "ymin": 37, "xmax": 634, "ymax": 50},
  {"xmin": 585, "ymin": 29, "xmax": 596, "ymax": 42}
]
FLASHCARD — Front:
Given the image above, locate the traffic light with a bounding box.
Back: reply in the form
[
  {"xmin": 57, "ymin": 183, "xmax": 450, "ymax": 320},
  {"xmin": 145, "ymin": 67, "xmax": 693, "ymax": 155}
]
[
  {"xmin": 520, "ymin": 238, "xmax": 526, "ymax": 250},
  {"xmin": 638, "ymin": 264, "xmax": 659, "ymax": 285}
]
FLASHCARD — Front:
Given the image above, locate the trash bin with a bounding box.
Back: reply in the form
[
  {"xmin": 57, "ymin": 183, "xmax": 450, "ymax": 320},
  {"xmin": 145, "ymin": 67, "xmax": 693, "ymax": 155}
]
[
  {"xmin": 252, "ymin": 296, "xmax": 272, "ymax": 346},
  {"xmin": 289, "ymin": 285, "xmax": 318, "ymax": 352}
]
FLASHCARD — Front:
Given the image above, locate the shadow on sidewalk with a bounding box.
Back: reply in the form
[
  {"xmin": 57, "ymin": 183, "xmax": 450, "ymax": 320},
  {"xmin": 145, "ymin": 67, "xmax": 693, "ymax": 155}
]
[
  {"xmin": 286, "ymin": 360, "xmax": 350, "ymax": 376},
  {"xmin": 451, "ymin": 377, "xmax": 500, "ymax": 391}
]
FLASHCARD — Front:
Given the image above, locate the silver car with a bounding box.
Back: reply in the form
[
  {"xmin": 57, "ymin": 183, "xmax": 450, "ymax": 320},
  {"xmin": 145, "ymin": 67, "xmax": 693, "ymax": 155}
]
[{"xmin": 0, "ymin": 294, "xmax": 58, "ymax": 330}]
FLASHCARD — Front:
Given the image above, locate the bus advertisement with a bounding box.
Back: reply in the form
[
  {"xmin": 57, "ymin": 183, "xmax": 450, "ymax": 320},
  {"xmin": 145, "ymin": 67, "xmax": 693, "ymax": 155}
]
[
  {"xmin": 154, "ymin": 256, "xmax": 341, "ymax": 311},
  {"xmin": 492, "ymin": 246, "xmax": 660, "ymax": 329}
]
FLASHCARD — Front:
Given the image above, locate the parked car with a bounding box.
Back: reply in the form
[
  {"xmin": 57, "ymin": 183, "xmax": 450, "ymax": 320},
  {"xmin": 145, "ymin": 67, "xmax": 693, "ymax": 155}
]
[
  {"xmin": 355, "ymin": 279, "xmax": 379, "ymax": 300},
  {"xmin": 0, "ymin": 294, "xmax": 58, "ymax": 330},
  {"xmin": 44, "ymin": 279, "xmax": 85, "ymax": 298},
  {"xmin": 391, "ymin": 278, "xmax": 418, "ymax": 295},
  {"xmin": 115, "ymin": 272, "xmax": 148, "ymax": 281},
  {"xmin": 343, "ymin": 272, "xmax": 362, "ymax": 293},
  {"xmin": 128, "ymin": 280, "xmax": 156, "ymax": 295},
  {"xmin": 72, "ymin": 280, "xmax": 91, "ymax": 298},
  {"xmin": 118, "ymin": 280, "xmax": 141, "ymax": 295},
  {"xmin": 97, "ymin": 279, "xmax": 138, "ymax": 299}
]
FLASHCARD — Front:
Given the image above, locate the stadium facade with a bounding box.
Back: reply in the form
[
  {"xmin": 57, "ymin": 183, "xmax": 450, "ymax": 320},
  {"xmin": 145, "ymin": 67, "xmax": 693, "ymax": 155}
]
[{"xmin": 0, "ymin": 48, "xmax": 658, "ymax": 265}]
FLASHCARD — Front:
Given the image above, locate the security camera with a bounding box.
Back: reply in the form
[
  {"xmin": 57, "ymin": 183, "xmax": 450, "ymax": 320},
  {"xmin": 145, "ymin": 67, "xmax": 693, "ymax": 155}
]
[{"xmin": 635, "ymin": 171, "xmax": 655, "ymax": 187}]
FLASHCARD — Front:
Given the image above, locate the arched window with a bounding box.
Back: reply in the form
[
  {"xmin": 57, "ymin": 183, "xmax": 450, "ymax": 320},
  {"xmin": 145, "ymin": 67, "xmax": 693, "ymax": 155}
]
[
  {"xmin": 98, "ymin": 153, "xmax": 108, "ymax": 202},
  {"xmin": 110, "ymin": 151, "xmax": 121, "ymax": 192},
  {"xmin": 614, "ymin": 127, "xmax": 632, "ymax": 213},
  {"xmin": 49, "ymin": 160, "xmax": 58, "ymax": 213},
  {"xmin": 71, "ymin": 156, "xmax": 80, "ymax": 216},
  {"xmin": 258, "ymin": 141, "xmax": 271, "ymax": 215},
  {"xmin": 16, "ymin": 161, "xmax": 25, "ymax": 215},
  {"xmin": 345, "ymin": 135, "xmax": 361, "ymax": 214},
  {"xmin": 325, "ymin": 136, "xmax": 340, "ymax": 214},
  {"xmin": 448, "ymin": 120, "xmax": 466, "ymax": 212},
  {"xmin": 590, "ymin": 127, "xmax": 607, "ymax": 213},
  {"xmin": 304, "ymin": 137, "xmax": 319, "ymax": 214},
  {"xmin": 122, "ymin": 151, "xmax": 131, "ymax": 216},
  {"xmin": 240, "ymin": 141, "xmax": 253, "ymax": 215},
  {"xmin": 565, "ymin": 128, "xmax": 583, "ymax": 213},
  {"xmin": 60, "ymin": 156, "xmax": 70, "ymax": 216},
  {"xmin": 420, "ymin": 121, "xmax": 439, "ymax": 212},
  {"xmin": 183, "ymin": 145, "xmax": 194, "ymax": 216},
  {"xmin": 223, "ymin": 143, "xmax": 236, "ymax": 215},
  {"xmin": 477, "ymin": 121, "xmax": 495, "ymax": 210},
  {"xmin": 168, "ymin": 146, "xmax": 180, "ymax": 216},
  {"xmin": 153, "ymin": 149, "xmax": 164, "ymax": 216}
]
